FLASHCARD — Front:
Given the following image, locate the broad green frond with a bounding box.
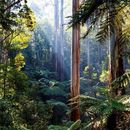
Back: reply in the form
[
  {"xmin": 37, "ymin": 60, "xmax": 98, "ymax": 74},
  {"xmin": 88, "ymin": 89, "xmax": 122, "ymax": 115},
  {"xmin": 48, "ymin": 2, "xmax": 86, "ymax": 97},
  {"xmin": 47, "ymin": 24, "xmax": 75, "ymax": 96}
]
[
  {"xmin": 110, "ymin": 71, "xmax": 130, "ymax": 90},
  {"xmin": 70, "ymin": 84, "xmax": 130, "ymax": 128}
]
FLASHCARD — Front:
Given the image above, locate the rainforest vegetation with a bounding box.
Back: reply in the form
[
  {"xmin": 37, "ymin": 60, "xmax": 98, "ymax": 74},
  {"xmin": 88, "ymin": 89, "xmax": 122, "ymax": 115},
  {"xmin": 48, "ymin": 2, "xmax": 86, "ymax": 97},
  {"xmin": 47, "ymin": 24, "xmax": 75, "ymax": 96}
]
[{"xmin": 0, "ymin": 0, "xmax": 130, "ymax": 130}]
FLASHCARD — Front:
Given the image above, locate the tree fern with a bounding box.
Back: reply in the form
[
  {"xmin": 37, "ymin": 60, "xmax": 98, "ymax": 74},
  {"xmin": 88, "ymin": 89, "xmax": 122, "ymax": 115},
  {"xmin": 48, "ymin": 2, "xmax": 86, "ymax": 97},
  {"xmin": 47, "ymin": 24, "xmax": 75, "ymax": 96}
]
[
  {"xmin": 69, "ymin": 0, "xmax": 130, "ymax": 41},
  {"xmin": 69, "ymin": 85, "xmax": 130, "ymax": 128},
  {"xmin": 110, "ymin": 71, "xmax": 130, "ymax": 91},
  {"xmin": 96, "ymin": 4, "xmax": 130, "ymax": 44}
]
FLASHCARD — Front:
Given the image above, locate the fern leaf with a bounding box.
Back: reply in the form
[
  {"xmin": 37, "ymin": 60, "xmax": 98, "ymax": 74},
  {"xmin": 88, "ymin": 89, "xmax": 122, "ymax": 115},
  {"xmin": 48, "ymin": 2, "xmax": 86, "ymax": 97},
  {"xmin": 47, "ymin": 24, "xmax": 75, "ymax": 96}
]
[{"xmin": 68, "ymin": 120, "xmax": 81, "ymax": 130}]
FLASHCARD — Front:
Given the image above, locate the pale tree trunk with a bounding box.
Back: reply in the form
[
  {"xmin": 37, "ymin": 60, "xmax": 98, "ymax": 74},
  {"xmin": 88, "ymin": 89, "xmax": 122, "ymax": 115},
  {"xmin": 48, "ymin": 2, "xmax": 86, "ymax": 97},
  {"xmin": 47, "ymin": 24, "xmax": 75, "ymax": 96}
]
[
  {"xmin": 71, "ymin": 0, "xmax": 80, "ymax": 121},
  {"xmin": 87, "ymin": 39, "xmax": 90, "ymax": 66},
  {"xmin": 54, "ymin": 0, "xmax": 59, "ymax": 73},
  {"xmin": 98, "ymin": 44, "xmax": 101, "ymax": 65},
  {"xmin": 86, "ymin": 21, "xmax": 90, "ymax": 66},
  {"xmin": 108, "ymin": 25, "xmax": 116, "ymax": 85},
  {"xmin": 59, "ymin": 0, "xmax": 64, "ymax": 81}
]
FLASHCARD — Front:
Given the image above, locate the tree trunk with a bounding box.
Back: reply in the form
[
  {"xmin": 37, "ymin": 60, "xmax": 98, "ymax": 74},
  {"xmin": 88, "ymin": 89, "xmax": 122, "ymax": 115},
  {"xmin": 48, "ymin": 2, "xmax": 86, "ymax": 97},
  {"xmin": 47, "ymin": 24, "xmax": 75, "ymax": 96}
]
[
  {"xmin": 87, "ymin": 39, "xmax": 90, "ymax": 66},
  {"xmin": 114, "ymin": 27, "xmax": 125, "ymax": 95},
  {"xmin": 107, "ymin": 29, "xmax": 125, "ymax": 130},
  {"xmin": 71, "ymin": 0, "xmax": 80, "ymax": 121},
  {"xmin": 59, "ymin": 0, "xmax": 64, "ymax": 81},
  {"xmin": 107, "ymin": 7, "xmax": 125, "ymax": 130},
  {"xmin": 108, "ymin": 26, "xmax": 125, "ymax": 96},
  {"xmin": 54, "ymin": 0, "xmax": 59, "ymax": 74}
]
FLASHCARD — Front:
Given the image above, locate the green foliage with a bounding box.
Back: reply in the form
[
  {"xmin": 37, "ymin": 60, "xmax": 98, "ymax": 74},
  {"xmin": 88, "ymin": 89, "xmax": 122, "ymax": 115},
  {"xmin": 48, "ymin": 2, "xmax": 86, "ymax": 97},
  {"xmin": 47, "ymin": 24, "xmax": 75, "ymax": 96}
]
[
  {"xmin": 110, "ymin": 71, "xmax": 130, "ymax": 90},
  {"xmin": 0, "ymin": 0, "xmax": 36, "ymax": 32},
  {"xmin": 48, "ymin": 120, "xmax": 81, "ymax": 130},
  {"xmin": 69, "ymin": 0, "xmax": 130, "ymax": 47},
  {"xmin": 18, "ymin": 4, "xmax": 36, "ymax": 31},
  {"xmin": 0, "ymin": 70, "xmax": 53, "ymax": 130},
  {"xmin": 11, "ymin": 32, "xmax": 31, "ymax": 49},
  {"xmin": 83, "ymin": 66, "xmax": 89, "ymax": 77},
  {"xmin": 48, "ymin": 125, "xmax": 68, "ymax": 130},
  {"xmin": 0, "ymin": 0, "xmax": 36, "ymax": 98},
  {"xmin": 99, "ymin": 70, "xmax": 109, "ymax": 83},
  {"xmin": 0, "ymin": 96, "xmax": 53, "ymax": 130},
  {"xmin": 92, "ymin": 72, "xmax": 98, "ymax": 80},
  {"xmin": 8, "ymin": 69, "xmax": 29, "ymax": 92},
  {"xmin": 47, "ymin": 99, "xmax": 68, "ymax": 108},
  {"xmin": 15, "ymin": 53, "xmax": 25, "ymax": 71},
  {"xmin": 20, "ymin": 100, "xmax": 52, "ymax": 130},
  {"xmin": 96, "ymin": 4, "xmax": 130, "ymax": 44},
  {"xmin": 0, "ymin": 2, "xmax": 55, "ymax": 130},
  {"xmin": 68, "ymin": 120, "xmax": 81, "ymax": 130},
  {"xmin": 47, "ymin": 99, "xmax": 69, "ymax": 117},
  {"xmin": 37, "ymin": 70, "xmax": 57, "ymax": 79},
  {"xmin": 41, "ymin": 86, "xmax": 66, "ymax": 97},
  {"xmin": 70, "ymin": 86, "xmax": 130, "ymax": 129},
  {"xmin": 0, "ymin": 100, "xmax": 13, "ymax": 128}
]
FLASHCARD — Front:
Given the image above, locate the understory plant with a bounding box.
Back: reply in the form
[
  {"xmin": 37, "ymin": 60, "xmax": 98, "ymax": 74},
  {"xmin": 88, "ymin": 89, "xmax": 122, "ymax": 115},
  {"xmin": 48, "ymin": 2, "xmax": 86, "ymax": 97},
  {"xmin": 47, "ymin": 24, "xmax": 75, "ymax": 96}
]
[{"xmin": 70, "ymin": 71, "xmax": 130, "ymax": 129}]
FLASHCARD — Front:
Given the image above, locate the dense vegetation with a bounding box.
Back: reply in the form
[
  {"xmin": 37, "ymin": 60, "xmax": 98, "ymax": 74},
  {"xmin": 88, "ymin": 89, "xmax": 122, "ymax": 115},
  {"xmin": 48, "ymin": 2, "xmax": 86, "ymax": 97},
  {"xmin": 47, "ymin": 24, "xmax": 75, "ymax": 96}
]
[{"xmin": 0, "ymin": 0, "xmax": 130, "ymax": 130}]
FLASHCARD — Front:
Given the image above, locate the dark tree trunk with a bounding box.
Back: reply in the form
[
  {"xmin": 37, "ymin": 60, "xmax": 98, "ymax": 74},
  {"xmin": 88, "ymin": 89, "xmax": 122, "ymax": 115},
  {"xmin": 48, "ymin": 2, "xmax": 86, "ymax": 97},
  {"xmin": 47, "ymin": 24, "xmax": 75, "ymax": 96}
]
[
  {"xmin": 108, "ymin": 26, "xmax": 125, "ymax": 96},
  {"xmin": 107, "ymin": 8, "xmax": 125, "ymax": 129}
]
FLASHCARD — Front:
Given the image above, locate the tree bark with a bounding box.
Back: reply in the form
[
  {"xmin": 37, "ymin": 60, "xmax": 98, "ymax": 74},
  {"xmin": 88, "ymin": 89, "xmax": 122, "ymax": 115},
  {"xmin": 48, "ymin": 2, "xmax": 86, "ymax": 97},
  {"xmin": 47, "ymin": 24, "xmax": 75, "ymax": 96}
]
[
  {"xmin": 107, "ymin": 6, "xmax": 125, "ymax": 130},
  {"xmin": 54, "ymin": 0, "xmax": 59, "ymax": 74},
  {"xmin": 108, "ymin": 25, "xmax": 125, "ymax": 96},
  {"xmin": 59, "ymin": 0, "xmax": 64, "ymax": 81},
  {"xmin": 87, "ymin": 39, "xmax": 90, "ymax": 66},
  {"xmin": 71, "ymin": 0, "xmax": 80, "ymax": 121}
]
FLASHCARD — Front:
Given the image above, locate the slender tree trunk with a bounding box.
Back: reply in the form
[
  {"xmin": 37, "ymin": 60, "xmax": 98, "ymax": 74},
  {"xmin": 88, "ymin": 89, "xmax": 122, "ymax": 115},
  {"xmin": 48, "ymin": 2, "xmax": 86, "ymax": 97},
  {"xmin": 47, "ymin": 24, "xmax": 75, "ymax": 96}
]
[
  {"xmin": 54, "ymin": 0, "xmax": 59, "ymax": 74},
  {"xmin": 3, "ymin": 49, "xmax": 8, "ymax": 99},
  {"xmin": 59, "ymin": 0, "xmax": 64, "ymax": 81},
  {"xmin": 98, "ymin": 44, "xmax": 102, "ymax": 65},
  {"xmin": 87, "ymin": 39, "xmax": 90, "ymax": 66},
  {"xmin": 71, "ymin": 0, "xmax": 80, "ymax": 121},
  {"xmin": 108, "ymin": 26, "xmax": 116, "ymax": 86}
]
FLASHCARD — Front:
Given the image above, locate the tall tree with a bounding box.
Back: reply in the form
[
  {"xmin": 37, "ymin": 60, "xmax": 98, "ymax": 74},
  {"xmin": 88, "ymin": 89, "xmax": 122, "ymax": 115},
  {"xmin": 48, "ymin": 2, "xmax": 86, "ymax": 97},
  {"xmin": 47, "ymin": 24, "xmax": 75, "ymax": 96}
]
[
  {"xmin": 59, "ymin": 0, "xmax": 64, "ymax": 81},
  {"xmin": 54, "ymin": 0, "xmax": 59, "ymax": 74},
  {"xmin": 71, "ymin": 0, "xmax": 80, "ymax": 121},
  {"xmin": 70, "ymin": 0, "xmax": 129, "ymax": 129},
  {"xmin": 87, "ymin": 39, "xmax": 90, "ymax": 66}
]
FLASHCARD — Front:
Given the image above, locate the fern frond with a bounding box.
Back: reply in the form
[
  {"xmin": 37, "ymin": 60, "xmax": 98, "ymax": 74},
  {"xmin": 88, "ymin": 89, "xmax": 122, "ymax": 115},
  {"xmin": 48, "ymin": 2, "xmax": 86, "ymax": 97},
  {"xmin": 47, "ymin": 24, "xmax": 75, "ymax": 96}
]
[
  {"xmin": 68, "ymin": 120, "xmax": 81, "ymax": 130},
  {"xmin": 110, "ymin": 71, "xmax": 130, "ymax": 90},
  {"xmin": 96, "ymin": 3, "xmax": 130, "ymax": 44},
  {"xmin": 69, "ymin": 86, "xmax": 130, "ymax": 128}
]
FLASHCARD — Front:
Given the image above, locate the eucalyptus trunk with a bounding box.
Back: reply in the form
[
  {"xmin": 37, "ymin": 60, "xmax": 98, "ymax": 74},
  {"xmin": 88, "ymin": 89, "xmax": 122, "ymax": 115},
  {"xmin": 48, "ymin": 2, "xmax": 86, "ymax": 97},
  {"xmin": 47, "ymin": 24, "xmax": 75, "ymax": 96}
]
[
  {"xmin": 59, "ymin": 0, "xmax": 64, "ymax": 81},
  {"xmin": 71, "ymin": 0, "xmax": 80, "ymax": 121},
  {"xmin": 54, "ymin": 0, "xmax": 59, "ymax": 73}
]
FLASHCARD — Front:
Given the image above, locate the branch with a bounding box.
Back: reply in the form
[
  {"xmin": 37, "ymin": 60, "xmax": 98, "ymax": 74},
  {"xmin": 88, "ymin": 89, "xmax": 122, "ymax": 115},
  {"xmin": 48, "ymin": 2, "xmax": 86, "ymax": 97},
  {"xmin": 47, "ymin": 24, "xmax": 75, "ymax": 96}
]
[
  {"xmin": 4, "ymin": 0, "xmax": 23, "ymax": 12},
  {"xmin": 0, "ymin": 32, "xmax": 13, "ymax": 44}
]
